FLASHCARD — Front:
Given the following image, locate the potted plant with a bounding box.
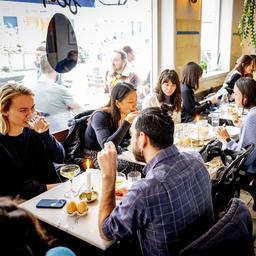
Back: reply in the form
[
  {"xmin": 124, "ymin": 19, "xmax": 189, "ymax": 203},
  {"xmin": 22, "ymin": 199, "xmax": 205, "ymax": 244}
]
[
  {"xmin": 199, "ymin": 60, "xmax": 208, "ymax": 74},
  {"xmin": 238, "ymin": 0, "xmax": 256, "ymax": 48}
]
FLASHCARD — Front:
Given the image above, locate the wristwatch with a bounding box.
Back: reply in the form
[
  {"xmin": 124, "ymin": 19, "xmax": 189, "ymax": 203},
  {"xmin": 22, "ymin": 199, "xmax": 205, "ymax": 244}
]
[{"xmin": 226, "ymin": 137, "xmax": 231, "ymax": 143}]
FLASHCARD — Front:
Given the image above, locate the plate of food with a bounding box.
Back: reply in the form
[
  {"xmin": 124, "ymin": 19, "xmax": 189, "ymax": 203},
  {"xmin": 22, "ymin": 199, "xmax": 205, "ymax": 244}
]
[
  {"xmin": 225, "ymin": 126, "xmax": 240, "ymax": 138},
  {"xmin": 66, "ymin": 200, "xmax": 88, "ymax": 216},
  {"xmin": 79, "ymin": 190, "xmax": 98, "ymax": 203}
]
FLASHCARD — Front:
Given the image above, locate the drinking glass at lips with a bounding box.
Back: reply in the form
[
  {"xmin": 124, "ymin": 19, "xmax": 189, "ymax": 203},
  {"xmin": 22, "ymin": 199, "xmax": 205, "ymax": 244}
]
[{"xmin": 27, "ymin": 112, "xmax": 48, "ymax": 133}]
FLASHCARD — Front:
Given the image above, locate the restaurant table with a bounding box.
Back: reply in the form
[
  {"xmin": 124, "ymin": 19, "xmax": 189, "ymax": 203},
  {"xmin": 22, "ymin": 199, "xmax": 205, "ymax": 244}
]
[
  {"xmin": 19, "ymin": 172, "xmax": 113, "ymax": 250},
  {"xmin": 118, "ymin": 143, "xmax": 221, "ymax": 179},
  {"xmin": 118, "ymin": 120, "xmax": 240, "ymax": 180}
]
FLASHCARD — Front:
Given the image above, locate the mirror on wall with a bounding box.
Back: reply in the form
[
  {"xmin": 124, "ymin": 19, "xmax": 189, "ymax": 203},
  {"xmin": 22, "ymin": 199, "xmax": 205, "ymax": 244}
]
[{"xmin": 46, "ymin": 13, "xmax": 78, "ymax": 73}]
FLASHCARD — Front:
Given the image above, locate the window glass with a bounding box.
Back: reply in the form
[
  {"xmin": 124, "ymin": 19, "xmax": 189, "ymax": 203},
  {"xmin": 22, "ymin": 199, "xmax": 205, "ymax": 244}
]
[
  {"xmin": 0, "ymin": 0, "xmax": 152, "ymax": 133},
  {"xmin": 200, "ymin": 0, "xmax": 220, "ymax": 72}
]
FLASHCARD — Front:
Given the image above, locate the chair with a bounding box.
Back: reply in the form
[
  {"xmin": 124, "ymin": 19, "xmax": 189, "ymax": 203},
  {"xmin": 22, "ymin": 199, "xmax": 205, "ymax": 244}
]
[
  {"xmin": 211, "ymin": 143, "xmax": 255, "ymax": 218},
  {"xmin": 179, "ymin": 198, "xmax": 254, "ymax": 256},
  {"xmin": 62, "ymin": 109, "xmax": 94, "ymax": 164}
]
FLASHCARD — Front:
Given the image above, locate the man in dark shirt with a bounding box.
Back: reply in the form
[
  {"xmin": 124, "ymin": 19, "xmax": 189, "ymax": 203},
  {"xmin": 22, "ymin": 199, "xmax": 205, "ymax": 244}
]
[
  {"xmin": 97, "ymin": 106, "xmax": 214, "ymax": 256},
  {"xmin": 55, "ymin": 50, "xmax": 78, "ymax": 73}
]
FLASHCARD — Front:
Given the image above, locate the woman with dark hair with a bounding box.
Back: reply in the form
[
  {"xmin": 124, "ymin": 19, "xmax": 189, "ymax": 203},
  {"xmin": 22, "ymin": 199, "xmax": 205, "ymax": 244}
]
[
  {"xmin": 222, "ymin": 54, "xmax": 254, "ymax": 95},
  {"xmin": 217, "ymin": 77, "xmax": 256, "ymax": 210},
  {"xmin": 84, "ymin": 82, "xmax": 139, "ymax": 173},
  {"xmin": 181, "ymin": 62, "xmax": 218, "ymax": 123},
  {"xmin": 142, "ymin": 69, "xmax": 182, "ymax": 123},
  {"xmin": 0, "ymin": 197, "xmax": 76, "ymax": 256}
]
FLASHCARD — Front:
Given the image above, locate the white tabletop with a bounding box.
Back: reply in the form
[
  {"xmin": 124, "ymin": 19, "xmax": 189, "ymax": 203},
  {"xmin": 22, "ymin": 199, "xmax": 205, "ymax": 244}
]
[
  {"xmin": 118, "ymin": 143, "xmax": 220, "ymax": 180},
  {"xmin": 19, "ymin": 172, "xmax": 113, "ymax": 250}
]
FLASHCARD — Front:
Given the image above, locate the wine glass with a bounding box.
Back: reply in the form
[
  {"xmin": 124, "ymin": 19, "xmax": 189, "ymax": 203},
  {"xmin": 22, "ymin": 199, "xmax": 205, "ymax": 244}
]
[{"xmin": 60, "ymin": 164, "xmax": 80, "ymax": 198}]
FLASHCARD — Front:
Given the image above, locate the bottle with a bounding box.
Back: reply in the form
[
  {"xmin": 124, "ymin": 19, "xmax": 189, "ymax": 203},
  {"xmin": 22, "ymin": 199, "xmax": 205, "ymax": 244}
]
[{"xmin": 220, "ymin": 92, "xmax": 229, "ymax": 113}]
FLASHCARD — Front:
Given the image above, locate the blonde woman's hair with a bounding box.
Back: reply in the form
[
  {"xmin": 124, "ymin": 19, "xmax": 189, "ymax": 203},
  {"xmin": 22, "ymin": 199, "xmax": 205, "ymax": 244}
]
[{"xmin": 0, "ymin": 83, "xmax": 34, "ymax": 134}]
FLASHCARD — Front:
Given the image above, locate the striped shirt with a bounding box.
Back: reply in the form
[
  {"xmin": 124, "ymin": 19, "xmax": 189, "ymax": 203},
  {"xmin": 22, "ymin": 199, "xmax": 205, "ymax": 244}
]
[{"xmin": 102, "ymin": 145, "xmax": 214, "ymax": 256}]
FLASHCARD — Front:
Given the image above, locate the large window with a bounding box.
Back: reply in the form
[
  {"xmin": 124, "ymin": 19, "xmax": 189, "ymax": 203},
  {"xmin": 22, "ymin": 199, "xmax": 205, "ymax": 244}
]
[
  {"xmin": 200, "ymin": 0, "xmax": 221, "ymax": 72},
  {"xmin": 0, "ymin": 0, "xmax": 152, "ymax": 132}
]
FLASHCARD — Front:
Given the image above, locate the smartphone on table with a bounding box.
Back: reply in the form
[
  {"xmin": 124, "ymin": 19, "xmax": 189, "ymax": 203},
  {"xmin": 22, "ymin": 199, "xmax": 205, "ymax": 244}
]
[{"xmin": 36, "ymin": 199, "xmax": 67, "ymax": 209}]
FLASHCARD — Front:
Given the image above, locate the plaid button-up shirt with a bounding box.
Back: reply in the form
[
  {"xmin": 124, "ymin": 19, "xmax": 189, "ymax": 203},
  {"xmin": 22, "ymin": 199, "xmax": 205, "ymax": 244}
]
[{"xmin": 103, "ymin": 145, "xmax": 214, "ymax": 256}]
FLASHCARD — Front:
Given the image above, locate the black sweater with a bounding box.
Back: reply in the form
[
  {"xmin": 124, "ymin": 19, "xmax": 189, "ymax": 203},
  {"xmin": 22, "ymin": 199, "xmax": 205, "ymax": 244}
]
[
  {"xmin": 181, "ymin": 83, "xmax": 210, "ymax": 123},
  {"xmin": 0, "ymin": 128, "xmax": 65, "ymax": 199},
  {"xmin": 84, "ymin": 111, "xmax": 131, "ymax": 150}
]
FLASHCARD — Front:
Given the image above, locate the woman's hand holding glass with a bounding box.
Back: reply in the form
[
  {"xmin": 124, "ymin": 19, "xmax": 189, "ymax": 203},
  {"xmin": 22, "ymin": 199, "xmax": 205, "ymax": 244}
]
[{"xmin": 28, "ymin": 112, "xmax": 49, "ymax": 133}]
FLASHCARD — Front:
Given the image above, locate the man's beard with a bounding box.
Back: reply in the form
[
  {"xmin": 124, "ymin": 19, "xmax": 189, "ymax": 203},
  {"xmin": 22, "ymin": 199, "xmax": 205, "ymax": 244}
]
[{"xmin": 132, "ymin": 143, "xmax": 146, "ymax": 163}]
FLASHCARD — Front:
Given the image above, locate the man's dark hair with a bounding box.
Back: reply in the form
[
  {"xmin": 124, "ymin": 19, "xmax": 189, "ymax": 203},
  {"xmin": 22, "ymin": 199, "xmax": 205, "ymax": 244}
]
[
  {"xmin": 135, "ymin": 104, "xmax": 174, "ymax": 149},
  {"xmin": 122, "ymin": 45, "xmax": 133, "ymax": 55},
  {"xmin": 114, "ymin": 49, "xmax": 127, "ymax": 61}
]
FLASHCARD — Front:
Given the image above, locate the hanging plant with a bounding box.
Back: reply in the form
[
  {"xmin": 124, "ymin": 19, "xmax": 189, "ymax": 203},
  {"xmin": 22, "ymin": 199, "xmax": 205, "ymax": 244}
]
[{"xmin": 238, "ymin": 0, "xmax": 256, "ymax": 48}]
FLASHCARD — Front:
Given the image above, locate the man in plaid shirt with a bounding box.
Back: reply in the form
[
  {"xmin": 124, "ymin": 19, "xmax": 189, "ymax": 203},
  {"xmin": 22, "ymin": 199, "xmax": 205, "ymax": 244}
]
[{"xmin": 98, "ymin": 106, "xmax": 214, "ymax": 256}]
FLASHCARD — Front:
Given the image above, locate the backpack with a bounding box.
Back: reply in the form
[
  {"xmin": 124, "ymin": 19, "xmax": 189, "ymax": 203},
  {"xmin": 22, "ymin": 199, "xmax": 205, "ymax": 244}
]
[{"xmin": 62, "ymin": 110, "xmax": 94, "ymax": 164}]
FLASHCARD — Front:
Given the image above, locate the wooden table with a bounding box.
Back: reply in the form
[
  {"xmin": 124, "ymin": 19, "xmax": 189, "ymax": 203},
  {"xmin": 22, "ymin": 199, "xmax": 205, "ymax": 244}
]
[{"xmin": 19, "ymin": 172, "xmax": 113, "ymax": 250}]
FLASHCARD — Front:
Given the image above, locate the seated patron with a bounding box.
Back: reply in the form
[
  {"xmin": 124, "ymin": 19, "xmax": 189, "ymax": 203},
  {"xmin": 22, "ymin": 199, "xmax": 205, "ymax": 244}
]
[
  {"xmin": 217, "ymin": 77, "xmax": 256, "ymax": 210},
  {"xmin": 98, "ymin": 105, "xmax": 214, "ymax": 256},
  {"xmin": 0, "ymin": 197, "xmax": 76, "ymax": 256},
  {"xmin": 181, "ymin": 62, "xmax": 218, "ymax": 122},
  {"xmin": 30, "ymin": 56, "xmax": 83, "ymax": 131},
  {"xmin": 84, "ymin": 82, "xmax": 140, "ymax": 173},
  {"xmin": 0, "ymin": 83, "xmax": 64, "ymax": 199},
  {"xmin": 55, "ymin": 50, "xmax": 78, "ymax": 73},
  {"xmin": 104, "ymin": 50, "xmax": 139, "ymax": 93},
  {"xmin": 220, "ymin": 55, "xmax": 253, "ymax": 95},
  {"xmin": 142, "ymin": 69, "xmax": 182, "ymax": 123}
]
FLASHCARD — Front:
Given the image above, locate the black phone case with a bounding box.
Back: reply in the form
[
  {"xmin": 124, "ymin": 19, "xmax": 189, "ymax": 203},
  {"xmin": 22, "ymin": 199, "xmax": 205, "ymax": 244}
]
[{"xmin": 36, "ymin": 199, "xmax": 67, "ymax": 209}]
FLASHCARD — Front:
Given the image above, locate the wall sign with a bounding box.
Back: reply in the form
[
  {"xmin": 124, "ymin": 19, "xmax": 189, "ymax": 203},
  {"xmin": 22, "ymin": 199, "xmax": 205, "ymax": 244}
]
[{"xmin": 0, "ymin": 0, "xmax": 95, "ymax": 15}]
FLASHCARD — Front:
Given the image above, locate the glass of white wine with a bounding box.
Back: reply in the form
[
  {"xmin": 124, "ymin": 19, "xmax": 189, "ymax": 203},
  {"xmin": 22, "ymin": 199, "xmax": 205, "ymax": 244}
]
[{"xmin": 60, "ymin": 164, "xmax": 80, "ymax": 198}]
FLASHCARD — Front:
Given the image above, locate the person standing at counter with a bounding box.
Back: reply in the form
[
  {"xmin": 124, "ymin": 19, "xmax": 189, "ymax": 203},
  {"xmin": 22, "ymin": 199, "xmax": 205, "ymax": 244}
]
[
  {"xmin": 181, "ymin": 62, "xmax": 218, "ymax": 122},
  {"xmin": 0, "ymin": 83, "xmax": 65, "ymax": 199}
]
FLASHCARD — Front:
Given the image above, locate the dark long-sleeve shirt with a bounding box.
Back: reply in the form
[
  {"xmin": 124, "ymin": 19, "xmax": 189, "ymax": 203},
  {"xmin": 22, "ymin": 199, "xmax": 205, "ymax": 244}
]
[
  {"xmin": 224, "ymin": 72, "xmax": 241, "ymax": 95},
  {"xmin": 0, "ymin": 128, "xmax": 65, "ymax": 199},
  {"xmin": 84, "ymin": 111, "xmax": 131, "ymax": 150},
  {"xmin": 181, "ymin": 83, "xmax": 210, "ymax": 123}
]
